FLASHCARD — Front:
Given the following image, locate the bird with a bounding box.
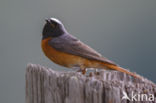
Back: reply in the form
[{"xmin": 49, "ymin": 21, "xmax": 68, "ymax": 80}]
[{"xmin": 41, "ymin": 17, "xmax": 140, "ymax": 79}]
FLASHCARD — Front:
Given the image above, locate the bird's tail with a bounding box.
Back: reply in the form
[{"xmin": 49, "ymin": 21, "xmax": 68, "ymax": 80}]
[{"xmin": 103, "ymin": 63, "xmax": 141, "ymax": 79}]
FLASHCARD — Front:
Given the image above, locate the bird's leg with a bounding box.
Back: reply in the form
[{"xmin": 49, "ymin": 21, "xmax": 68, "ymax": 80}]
[
  {"xmin": 76, "ymin": 68, "xmax": 86, "ymax": 74},
  {"xmin": 94, "ymin": 68, "xmax": 99, "ymax": 75},
  {"xmin": 77, "ymin": 66, "xmax": 87, "ymax": 75},
  {"xmin": 81, "ymin": 65, "xmax": 87, "ymax": 74},
  {"xmin": 75, "ymin": 65, "xmax": 87, "ymax": 75},
  {"xmin": 82, "ymin": 68, "xmax": 86, "ymax": 74}
]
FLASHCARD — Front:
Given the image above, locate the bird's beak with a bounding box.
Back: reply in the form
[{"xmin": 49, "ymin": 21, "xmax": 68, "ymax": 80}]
[
  {"xmin": 45, "ymin": 18, "xmax": 55, "ymax": 28},
  {"xmin": 45, "ymin": 18, "xmax": 51, "ymax": 24}
]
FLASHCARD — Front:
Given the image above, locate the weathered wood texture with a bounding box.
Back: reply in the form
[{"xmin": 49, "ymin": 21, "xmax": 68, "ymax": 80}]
[{"xmin": 26, "ymin": 64, "xmax": 156, "ymax": 103}]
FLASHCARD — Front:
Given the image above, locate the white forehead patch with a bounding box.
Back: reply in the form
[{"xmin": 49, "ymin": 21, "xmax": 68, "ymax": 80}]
[{"xmin": 50, "ymin": 18, "xmax": 62, "ymax": 24}]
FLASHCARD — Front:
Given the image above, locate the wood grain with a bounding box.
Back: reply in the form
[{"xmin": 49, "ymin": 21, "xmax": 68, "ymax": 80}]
[{"xmin": 26, "ymin": 64, "xmax": 156, "ymax": 103}]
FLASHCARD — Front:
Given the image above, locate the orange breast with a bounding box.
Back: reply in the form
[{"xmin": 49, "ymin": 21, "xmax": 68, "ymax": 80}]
[
  {"xmin": 41, "ymin": 37, "xmax": 85, "ymax": 67},
  {"xmin": 41, "ymin": 37, "xmax": 103, "ymax": 69}
]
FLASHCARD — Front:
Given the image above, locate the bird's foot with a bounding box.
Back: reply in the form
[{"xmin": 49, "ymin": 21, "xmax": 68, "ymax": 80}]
[
  {"xmin": 94, "ymin": 69, "xmax": 100, "ymax": 75},
  {"xmin": 76, "ymin": 68, "xmax": 87, "ymax": 75}
]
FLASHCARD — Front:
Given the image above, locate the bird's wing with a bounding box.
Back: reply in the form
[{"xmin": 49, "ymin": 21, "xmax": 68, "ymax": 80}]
[{"xmin": 49, "ymin": 34, "xmax": 117, "ymax": 65}]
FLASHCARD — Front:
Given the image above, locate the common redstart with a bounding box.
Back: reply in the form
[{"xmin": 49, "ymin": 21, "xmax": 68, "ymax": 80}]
[{"xmin": 41, "ymin": 18, "xmax": 140, "ymax": 79}]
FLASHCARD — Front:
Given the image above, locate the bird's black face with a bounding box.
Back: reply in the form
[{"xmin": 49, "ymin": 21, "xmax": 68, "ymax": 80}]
[{"xmin": 42, "ymin": 18, "xmax": 66, "ymax": 39}]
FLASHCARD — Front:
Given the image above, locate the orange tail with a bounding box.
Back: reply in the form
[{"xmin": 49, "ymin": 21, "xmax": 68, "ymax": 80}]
[{"xmin": 103, "ymin": 63, "xmax": 141, "ymax": 79}]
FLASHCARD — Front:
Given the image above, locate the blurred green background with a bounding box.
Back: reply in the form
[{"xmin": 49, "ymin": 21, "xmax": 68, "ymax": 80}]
[{"xmin": 0, "ymin": 0, "xmax": 156, "ymax": 102}]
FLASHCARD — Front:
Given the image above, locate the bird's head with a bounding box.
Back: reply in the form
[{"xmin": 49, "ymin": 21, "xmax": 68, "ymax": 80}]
[{"xmin": 42, "ymin": 18, "xmax": 67, "ymax": 39}]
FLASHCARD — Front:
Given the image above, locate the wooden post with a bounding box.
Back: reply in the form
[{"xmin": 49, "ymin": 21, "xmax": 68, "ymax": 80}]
[{"xmin": 26, "ymin": 64, "xmax": 156, "ymax": 103}]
